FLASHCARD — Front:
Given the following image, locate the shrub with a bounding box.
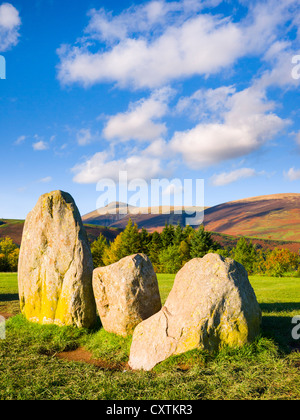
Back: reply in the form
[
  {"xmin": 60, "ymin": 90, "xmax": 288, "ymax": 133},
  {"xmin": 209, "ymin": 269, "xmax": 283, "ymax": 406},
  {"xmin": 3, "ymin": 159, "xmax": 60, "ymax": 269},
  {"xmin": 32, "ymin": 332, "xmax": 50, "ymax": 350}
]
[{"xmin": 0, "ymin": 237, "xmax": 19, "ymax": 272}]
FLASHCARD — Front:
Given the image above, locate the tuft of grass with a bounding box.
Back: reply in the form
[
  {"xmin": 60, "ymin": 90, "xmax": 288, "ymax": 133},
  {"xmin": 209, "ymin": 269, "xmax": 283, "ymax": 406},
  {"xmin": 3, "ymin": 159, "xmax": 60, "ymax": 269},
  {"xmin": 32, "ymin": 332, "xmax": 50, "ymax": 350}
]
[{"xmin": 83, "ymin": 328, "xmax": 132, "ymax": 364}]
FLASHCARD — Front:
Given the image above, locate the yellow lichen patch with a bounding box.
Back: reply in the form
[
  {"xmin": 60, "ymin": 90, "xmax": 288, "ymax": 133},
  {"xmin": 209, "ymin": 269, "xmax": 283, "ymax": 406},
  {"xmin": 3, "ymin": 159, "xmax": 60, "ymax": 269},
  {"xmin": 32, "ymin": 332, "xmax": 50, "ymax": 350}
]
[
  {"xmin": 174, "ymin": 328, "xmax": 201, "ymax": 355},
  {"xmin": 218, "ymin": 316, "xmax": 250, "ymax": 348}
]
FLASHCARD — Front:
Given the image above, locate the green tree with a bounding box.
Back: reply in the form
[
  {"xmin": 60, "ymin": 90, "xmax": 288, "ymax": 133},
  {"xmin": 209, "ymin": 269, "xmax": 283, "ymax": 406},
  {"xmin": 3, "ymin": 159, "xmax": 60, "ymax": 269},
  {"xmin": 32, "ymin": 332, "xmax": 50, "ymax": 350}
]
[
  {"xmin": 190, "ymin": 225, "xmax": 219, "ymax": 258},
  {"xmin": 102, "ymin": 234, "xmax": 123, "ymax": 266},
  {"xmin": 119, "ymin": 218, "xmax": 141, "ymax": 257},
  {"xmin": 230, "ymin": 237, "xmax": 257, "ymax": 274},
  {"xmin": 90, "ymin": 233, "xmax": 107, "ymax": 268},
  {"xmin": 158, "ymin": 245, "xmax": 182, "ymax": 274},
  {"xmin": 173, "ymin": 223, "xmax": 184, "ymax": 246},
  {"xmin": 148, "ymin": 231, "xmax": 162, "ymax": 271},
  {"xmin": 140, "ymin": 228, "xmax": 151, "ymax": 254},
  {"xmin": 161, "ymin": 223, "xmax": 175, "ymax": 248},
  {"xmin": 0, "ymin": 253, "xmax": 8, "ymax": 272},
  {"xmin": 179, "ymin": 240, "xmax": 190, "ymax": 265}
]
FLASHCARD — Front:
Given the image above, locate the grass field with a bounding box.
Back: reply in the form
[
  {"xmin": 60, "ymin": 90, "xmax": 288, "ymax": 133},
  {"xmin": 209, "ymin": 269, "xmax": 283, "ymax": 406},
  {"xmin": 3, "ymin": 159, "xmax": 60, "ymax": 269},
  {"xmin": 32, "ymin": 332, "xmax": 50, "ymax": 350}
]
[{"xmin": 0, "ymin": 272, "xmax": 300, "ymax": 400}]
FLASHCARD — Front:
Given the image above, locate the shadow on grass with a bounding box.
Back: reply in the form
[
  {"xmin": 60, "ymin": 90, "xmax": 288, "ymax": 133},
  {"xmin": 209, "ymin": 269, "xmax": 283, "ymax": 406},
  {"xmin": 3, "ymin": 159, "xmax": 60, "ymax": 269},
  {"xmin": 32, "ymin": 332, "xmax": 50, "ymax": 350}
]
[
  {"xmin": 259, "ymin": 302, "xmax": 300, "ymax": 353},
  {"xmin": 260, "ymin": 302, "xmax": 300, "ymax": 313},
  {"xmin": 0, "ymin": 293, "xmax": 19, "ymax": 302}
]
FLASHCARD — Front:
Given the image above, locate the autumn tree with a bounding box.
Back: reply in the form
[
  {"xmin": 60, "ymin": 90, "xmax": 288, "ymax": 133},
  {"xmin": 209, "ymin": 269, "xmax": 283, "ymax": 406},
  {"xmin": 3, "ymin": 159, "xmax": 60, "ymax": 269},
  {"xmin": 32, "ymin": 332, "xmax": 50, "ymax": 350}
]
[
  {"xmin": 0, "ymin": 237, "xmax": 19, "ymax": 272},
  {"xmin": 264, "ymin": 248, "xmax": 299, "ymax": 277}
]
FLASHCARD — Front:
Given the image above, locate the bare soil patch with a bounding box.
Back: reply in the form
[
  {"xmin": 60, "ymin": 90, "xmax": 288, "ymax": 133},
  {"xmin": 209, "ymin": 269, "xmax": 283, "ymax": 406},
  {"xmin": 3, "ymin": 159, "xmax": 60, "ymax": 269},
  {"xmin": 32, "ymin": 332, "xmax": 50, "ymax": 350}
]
[
  {"xmin": 56, "ymin": 347, "xmax": 129, "ymax": 371},
  {"xmin": 0, "ymin": 312, "xmax": 13, "ymax": 320}
]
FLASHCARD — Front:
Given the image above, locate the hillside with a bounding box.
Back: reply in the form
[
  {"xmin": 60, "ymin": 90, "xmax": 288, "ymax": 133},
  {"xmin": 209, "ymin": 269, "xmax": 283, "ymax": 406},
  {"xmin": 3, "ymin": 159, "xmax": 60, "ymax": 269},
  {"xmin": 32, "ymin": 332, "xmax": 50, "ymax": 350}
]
[
  {"xmin": 82, "ymin": 193, "xmax": 300, "ymax": 242},
  {"xmin": 2, "ymin": 193, "xmax": 300, "ymax": 249},
  {"xmin": 82, "ymin": 203, "xmax": 204, "ymax": 231},
  {"xmin": 1, "ymin": 218, "xmax": 299, "ymax": 254},
  {"xmin": 204, "ymin": 193, "xmax": 300, "ymax": 242},
  {"xmin": 0, "ymin": 219, "xmax": 121, "ymax": 246},
  {"xmin": 0, "ymin": 220, "xmax": 25, "ymax": 246}
]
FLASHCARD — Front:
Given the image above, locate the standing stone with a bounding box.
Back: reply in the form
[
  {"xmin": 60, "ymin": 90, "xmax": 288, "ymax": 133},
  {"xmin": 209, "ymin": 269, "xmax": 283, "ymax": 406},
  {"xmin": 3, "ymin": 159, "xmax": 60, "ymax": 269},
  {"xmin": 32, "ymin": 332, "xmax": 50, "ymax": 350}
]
[
  {"xmin": 18, "ymin": 190, "xmax": 96, "ymax": 328},
  {"xmin": 129, "ymin": 253, "xmax": 261, "ymax": 371},
  {"xmin": 93, "ymin": 254, "xmax": 161, "ymax": 337}
]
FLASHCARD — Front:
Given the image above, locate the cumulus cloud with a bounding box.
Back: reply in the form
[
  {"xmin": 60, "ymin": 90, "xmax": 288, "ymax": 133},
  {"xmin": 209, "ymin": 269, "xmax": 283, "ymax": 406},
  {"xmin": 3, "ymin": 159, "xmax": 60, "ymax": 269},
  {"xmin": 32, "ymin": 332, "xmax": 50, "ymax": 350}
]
[
  {"xmin": 103, "ymin": 87, "xmax": 173, "ymax": 142},
  {"xmin": 285, "ymin": 167, "xmax": 300, "ymax": 181},
  {"xmin": 76, "ymin": 128, "xmax": 94, "ymax": 146},
  {"xmin": 210, "ymin": 168, "xmax": 260, "ymax": 186},
  {"xmin": 72, "ymin": 151, "xmax": 164, "ymax": 184},
  {"xmin": 170, "ymin": 85, "xmax": 288, "ymax": 168},
  {"xmin": 57, "ymin": 0, "xmax": 300, "ymax": 89},
  {"xmin": 33, "ymin": 140, "xmax": 48, "ymax": 151},
  {"xmin": 85, "ymin": 0, "xmax": 222, "ymax": 43},
  {"xmin": 57, "ymin": 14, "xmax": 243, "ymax": 89},
  {"xmin": 176, "ymin": 85, "xmax": 236, "ymax": 121},
  {"xmin": 0, "ymin": 3, "xmax": 21, "ymax": 52}
]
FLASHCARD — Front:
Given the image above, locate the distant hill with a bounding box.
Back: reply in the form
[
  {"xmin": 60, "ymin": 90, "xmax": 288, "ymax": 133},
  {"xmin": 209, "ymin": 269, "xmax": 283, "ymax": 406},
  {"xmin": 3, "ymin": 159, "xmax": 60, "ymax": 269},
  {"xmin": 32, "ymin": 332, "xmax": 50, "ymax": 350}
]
[
  {"xmin": 82, "ymin": 194, "xmax": 300, "ymax": 242},
  {"xmin": 82, "ymin": 202, "xmax": 204, "ymax": 232},
  {"xmin": 204, "ymin": 193, "xmax": 300, "ymax": 242},
  {"xmin": 2, "ymin": 193, "xmax": 300, "ymax": 249},
  {"xmin": 0, "ymin": 219, "xmax": 25, "ymax": 246},
  {"xmin": 0, "ymin": 219, "xmax": 121, "ymax": 246}
]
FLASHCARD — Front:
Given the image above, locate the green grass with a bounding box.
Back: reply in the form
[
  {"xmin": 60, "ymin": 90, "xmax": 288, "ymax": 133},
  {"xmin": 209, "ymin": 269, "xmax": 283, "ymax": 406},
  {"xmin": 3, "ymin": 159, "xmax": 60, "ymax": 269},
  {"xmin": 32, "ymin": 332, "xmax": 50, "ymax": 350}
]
[
  {"xmin": 0, "ymin": 272, "xmax": 300, "ymax": 400},
  {"xmin": 0, "ymin": 273, "xmax": 19, "ymax": 316}
]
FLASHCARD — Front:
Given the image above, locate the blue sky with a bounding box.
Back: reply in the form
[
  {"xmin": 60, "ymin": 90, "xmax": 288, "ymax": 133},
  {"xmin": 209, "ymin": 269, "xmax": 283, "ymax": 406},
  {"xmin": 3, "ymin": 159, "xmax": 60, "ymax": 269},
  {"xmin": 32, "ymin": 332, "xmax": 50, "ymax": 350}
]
[{"xmin": 1, "ymin": 0, "xmax": 300, "ymax": 219}]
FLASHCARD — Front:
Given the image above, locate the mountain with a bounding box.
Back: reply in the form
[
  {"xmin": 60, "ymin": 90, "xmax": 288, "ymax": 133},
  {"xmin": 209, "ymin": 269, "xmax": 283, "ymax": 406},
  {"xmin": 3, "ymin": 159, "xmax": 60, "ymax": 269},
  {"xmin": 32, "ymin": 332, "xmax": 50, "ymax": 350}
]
[
  {"xmin": 82, "ymin": 203, "xmax": 204, "ymax": 232},
  {"xmin": 204, "ymin": 193, "xmax": 300, "ymax": 242},
  {"xmin": 2, "ymin": 193, "xmax": 300, "ymax": 246},
  {"xmin": 82, "ymin": 193, "xmax": 300, "ymax": 242}
]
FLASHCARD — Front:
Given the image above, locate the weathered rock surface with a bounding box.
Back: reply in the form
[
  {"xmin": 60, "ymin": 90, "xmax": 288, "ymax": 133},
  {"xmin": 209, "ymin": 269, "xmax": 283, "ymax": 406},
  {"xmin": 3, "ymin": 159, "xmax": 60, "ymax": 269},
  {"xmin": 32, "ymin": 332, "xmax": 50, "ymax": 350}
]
[
  {"xmin": 129, "ymin": 253, "xmax": 261, "ymax": 371},
  {"xmin": 18, "ymin": 190, "xmax": 96, "ymax": 328},
  {"xmin": 93, "ymin": 254, "xmax": 161, "ymax": 337}
]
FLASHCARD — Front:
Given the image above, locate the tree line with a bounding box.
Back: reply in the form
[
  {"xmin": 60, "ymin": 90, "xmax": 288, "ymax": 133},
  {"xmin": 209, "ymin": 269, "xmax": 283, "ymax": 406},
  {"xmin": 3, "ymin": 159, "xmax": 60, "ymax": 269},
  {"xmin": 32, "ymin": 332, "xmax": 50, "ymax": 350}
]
[
  {"xmin": 91, "ymin": 219, "xmax": 300, "ymax": 277},
  {"xmin": 1, "ymin": 219, "xmax": 299, "ymax": 277}
]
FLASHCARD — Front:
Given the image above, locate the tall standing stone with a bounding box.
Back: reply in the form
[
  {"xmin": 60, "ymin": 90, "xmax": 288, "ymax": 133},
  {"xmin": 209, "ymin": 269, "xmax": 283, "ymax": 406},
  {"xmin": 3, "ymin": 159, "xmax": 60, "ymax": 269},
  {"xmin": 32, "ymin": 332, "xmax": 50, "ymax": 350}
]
[
  {"xmin": 129, "ymin": 253, "xmax": 261, "ymax": 371},
  {"xmin": 93, "ymin": 254, "xmax": 162, "ymax": 337},
  {"xmin": 18, "ymin": 190, "xmax": 96, "ymax": 328}
]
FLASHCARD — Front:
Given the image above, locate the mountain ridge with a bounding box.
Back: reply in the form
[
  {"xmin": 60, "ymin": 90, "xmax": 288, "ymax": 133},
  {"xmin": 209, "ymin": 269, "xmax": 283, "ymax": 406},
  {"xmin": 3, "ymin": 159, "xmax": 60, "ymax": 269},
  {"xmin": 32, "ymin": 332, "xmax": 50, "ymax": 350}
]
[
  {"xmin": 82, "ymin": 192, "xmax": 300, "ymax": 240},
  {"xmin": 1, "ymin": 192, "xmax": 300, "ymax": 244}
]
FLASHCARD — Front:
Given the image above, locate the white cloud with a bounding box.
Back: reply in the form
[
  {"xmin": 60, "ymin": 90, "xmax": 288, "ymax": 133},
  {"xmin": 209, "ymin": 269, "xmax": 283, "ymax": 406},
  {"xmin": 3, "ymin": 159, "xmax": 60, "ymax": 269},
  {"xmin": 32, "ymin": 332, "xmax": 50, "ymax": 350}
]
[
  {"xmin": 72, "ymin": 151, "xmax": 163, "ymax": 184},
  {"xmin": 85, "ymin": 0, "xmax": 223, "ymax": 43},
  {"xmin": 57, "ymin": 0, "xmax": 300, "ymax": 89},
  {"xmin": 33, "ymin": 140, "xmax": 48, "ymax": 151},
  {"xmin": 14, "ymin": 135, "xmax": 26, "ymax": 145},
  {"xmin": 57, "ymin": 13, "xmax": 244, "ymax": 89},
  {"xmin": 37, "ymin": 176, "xmax": 52, "ymax": 183},
  {"xmin": 170, "ymin": 85, "xmax": 288, "ymax": 168},
  {"xmin": 76, "ymin": 128, "xmax": 93, "ymax": 146},
  {"xmin": 142, "ymin": 138, "xmax": 168, "ymax": 157},
  {"xmin": 176, "ymin": 85, "xmax": 236, "ymax": 120},
  {"xmin": 285, "ymin": 167, "xmax": 300, "ymax": 181},
  {"xmin": 0, "ymin": 3, "xmax": 21, "ymax": 52},
  {"xmin": 103, "ymin": 87, "xmax": 172, "ymax": 142},
  {"xmin": 210, "ymin": 168, "xmax": 259, "ymax": 186}
]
